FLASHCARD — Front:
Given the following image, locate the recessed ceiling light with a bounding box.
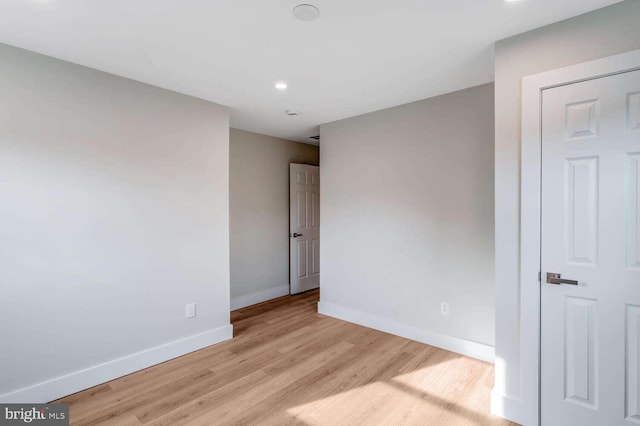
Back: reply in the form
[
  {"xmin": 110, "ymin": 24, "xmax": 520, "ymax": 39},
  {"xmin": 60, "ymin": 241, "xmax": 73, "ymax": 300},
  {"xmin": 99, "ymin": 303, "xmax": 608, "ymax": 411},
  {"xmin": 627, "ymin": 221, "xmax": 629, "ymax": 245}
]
[
  {"xmin": 274, "ymin": 81, "xmax": 288, "ymax": 90},
  {"xmin": 286, "ymin": 109, "xmax": 302, "ymax": 116},
  {"xmin": 293, "ymin": 4, "xmax": 320, "ymax": 22}
]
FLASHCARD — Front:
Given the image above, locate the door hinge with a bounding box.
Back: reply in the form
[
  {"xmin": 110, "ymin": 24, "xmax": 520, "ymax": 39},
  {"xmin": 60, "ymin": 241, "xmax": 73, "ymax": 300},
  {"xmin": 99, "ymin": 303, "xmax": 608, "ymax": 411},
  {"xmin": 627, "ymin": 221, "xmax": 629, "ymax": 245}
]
[{"xmin": 538, "ymin": 271, "xmax": 541, "ymax": 282}]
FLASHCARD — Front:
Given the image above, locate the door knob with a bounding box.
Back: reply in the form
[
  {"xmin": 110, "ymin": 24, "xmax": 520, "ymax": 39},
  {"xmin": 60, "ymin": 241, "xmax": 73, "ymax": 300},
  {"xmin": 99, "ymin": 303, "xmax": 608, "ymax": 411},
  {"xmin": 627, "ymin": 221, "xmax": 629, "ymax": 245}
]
[
  {"xmin": 292, "ymin": 233, "xmax": 303, "ymax": 238},
  {"xmin": 546, "ymin": 272, "xmax": 578, "ymax": 286}
]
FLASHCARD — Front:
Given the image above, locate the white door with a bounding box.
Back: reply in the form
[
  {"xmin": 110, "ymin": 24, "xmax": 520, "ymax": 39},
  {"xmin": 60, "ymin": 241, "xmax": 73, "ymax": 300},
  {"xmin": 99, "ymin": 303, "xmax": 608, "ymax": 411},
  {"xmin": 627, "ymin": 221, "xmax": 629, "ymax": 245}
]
[
  {"xmin": 290, "ymin": 163, "xmax": 320, "ymax": 294},
  {"xmin": 541, "ymin": 69, "xmax": 640, "ymax": 425}
]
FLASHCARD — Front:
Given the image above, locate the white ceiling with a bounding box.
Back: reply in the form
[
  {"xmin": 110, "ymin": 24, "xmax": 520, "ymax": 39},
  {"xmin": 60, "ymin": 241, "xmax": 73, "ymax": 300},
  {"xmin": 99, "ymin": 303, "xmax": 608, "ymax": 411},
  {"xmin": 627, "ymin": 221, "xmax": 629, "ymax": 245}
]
[{"xmin": 0, "ymin": 0, "xmax": 621, "ymax": 144}]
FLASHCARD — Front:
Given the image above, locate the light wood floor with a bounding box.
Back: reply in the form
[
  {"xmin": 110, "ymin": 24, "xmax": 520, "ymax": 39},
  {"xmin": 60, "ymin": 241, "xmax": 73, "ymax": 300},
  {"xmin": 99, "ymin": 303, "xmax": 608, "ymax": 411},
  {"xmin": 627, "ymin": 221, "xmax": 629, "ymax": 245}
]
[{"xmin": 55, "ymin": 290, "xmax": 515, "ymax": 425}]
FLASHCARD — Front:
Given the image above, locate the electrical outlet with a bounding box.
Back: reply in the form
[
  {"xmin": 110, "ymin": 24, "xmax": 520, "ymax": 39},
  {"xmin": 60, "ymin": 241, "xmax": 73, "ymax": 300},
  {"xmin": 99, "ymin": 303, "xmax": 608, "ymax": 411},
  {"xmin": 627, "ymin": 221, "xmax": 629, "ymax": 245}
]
[
  {"xmin": 186, "ymin": 303, "xmax": 196, "ymax": 318},
  {"xmin": 440, "ymin": 302, "xmax": 450, "ymax": 316}
]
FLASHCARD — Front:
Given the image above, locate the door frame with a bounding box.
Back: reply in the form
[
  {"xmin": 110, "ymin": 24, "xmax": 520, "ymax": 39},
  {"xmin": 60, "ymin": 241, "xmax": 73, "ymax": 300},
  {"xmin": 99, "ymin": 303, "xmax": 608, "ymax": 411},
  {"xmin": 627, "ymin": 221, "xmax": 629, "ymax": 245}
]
[
  {"xmin": 520, "ymin": 49, "xmax": 640, "ymax": 426},
  {"xmin": 289, "ymin": 163, "xmax": 320, "ymax": 294}
]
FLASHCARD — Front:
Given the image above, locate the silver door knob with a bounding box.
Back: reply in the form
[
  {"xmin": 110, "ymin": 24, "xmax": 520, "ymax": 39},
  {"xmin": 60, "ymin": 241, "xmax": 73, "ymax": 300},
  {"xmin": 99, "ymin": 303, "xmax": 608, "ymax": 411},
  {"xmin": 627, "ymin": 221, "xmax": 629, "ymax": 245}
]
[
  {"xmin": 292, "ymin": 233, "xmax": 303, "ymax": 238},
  {"xmin": 546, "ymin": 273, "xmax": 578, "ymax": 286}
]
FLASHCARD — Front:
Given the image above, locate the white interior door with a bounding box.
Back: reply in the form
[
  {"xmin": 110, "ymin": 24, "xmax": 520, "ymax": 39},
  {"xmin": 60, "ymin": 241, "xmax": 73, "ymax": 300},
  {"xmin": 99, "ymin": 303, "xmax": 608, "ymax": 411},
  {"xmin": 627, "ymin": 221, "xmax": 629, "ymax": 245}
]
[
  {"xmin": 541, "ymin": 69, "xmax": 640, "ymax": 425},
  {"xmin": 290, "ymin": 163, "xmax": 320, "ymax": 295}
]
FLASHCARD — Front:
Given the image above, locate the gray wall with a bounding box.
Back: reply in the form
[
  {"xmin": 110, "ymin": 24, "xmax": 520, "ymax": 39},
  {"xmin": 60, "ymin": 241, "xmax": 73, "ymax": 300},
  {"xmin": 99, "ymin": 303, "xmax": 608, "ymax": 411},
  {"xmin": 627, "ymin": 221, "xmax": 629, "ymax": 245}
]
[
  {"xmin": 230, "ymin": 128, "xmax": 319, "ymax": 309},
  {"xmin": 493, "ymin": 0, "xmax": 640, "ymax": 420},
  {"xmin": 0, "ymin": 43, "xmax": 231, "ymax": 400},
  {"xmin": 319, "ymin": 83, "xmax": 495, "ymax": 347}
]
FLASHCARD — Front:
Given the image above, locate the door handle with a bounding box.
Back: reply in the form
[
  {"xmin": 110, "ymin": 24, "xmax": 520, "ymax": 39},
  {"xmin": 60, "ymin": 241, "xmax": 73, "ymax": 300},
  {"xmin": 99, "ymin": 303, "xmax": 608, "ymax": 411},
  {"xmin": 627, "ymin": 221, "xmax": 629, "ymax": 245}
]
[
  {"xmin": 546, "ymin": 273, "xmax": 578, "ymax": 286},
  {"xmin": 292, "ymin": 233, "xmax": 303, "ymax": 238}
]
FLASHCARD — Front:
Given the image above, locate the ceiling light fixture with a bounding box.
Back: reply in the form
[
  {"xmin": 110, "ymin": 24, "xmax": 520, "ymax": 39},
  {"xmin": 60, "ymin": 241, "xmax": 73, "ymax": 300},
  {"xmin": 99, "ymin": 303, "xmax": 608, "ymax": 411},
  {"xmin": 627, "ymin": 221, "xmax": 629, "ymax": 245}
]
[
  {"xmin": 274, "ymin": 81, "xmax": 288, "ymax": 90},
  {"xmin": 286, "ymin": 109, "xmax": 302, "ymax": 116},
  {"xmin": 293, "ymin": 4, "xmax": 320, "ymax": 22}
]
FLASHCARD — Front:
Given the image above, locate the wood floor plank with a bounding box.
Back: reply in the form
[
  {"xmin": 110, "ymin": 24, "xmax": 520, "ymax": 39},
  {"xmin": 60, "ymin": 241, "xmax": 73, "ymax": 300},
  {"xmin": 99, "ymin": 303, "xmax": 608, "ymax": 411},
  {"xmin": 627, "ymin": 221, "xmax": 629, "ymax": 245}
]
[
  {"xmin": 107, "ymin": 349, "xmax": 236, "ymax": 392},
  {"xmin": 148, "ymin": 369, "xmax": 273, "ymax": 426},
  {"xmin": 186, "ymin": 341, "xmax": 358, "ymax": 426},
  {"xmin": 133, "ymin": 351, "xmax": 284, "ymax": 424},
  {"xmin": 56, "ymin": 289, "xmax": 516, "ymax": 426}
]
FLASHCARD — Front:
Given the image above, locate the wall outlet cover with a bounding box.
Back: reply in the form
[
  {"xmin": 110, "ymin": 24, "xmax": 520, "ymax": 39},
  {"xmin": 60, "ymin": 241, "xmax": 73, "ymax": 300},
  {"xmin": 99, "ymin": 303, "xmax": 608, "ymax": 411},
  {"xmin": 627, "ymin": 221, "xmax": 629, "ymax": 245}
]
[
  {"xmin": 186, "ymin": 303, "xmax": 196, "ymax": 318},
  {"xmin": 440, "ymin": 302, "xmax": 450, "ymax": 316}
]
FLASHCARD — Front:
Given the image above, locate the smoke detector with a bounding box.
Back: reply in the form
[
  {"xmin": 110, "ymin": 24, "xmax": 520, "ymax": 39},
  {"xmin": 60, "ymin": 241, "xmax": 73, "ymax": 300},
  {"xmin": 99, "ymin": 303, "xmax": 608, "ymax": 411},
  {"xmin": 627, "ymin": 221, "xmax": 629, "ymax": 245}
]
[
  {"xmin": 286, "ymin": 109, "xmax": 303, "ymax": 116},
  {"xmin": 293, "ymin": 4, "xmax": 319, "ymax": 21}
]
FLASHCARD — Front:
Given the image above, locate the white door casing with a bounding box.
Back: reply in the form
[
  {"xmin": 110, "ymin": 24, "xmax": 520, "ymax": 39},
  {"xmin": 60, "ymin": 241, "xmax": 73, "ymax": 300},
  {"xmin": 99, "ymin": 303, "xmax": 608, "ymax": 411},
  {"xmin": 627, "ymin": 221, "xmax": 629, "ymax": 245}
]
[
  {"xmin": 290, "ymin": 163, "xmax": 320, "ymax": 295},
  {"xmin": 516, "ymin": 49, "xmax": 640, "ymax": 426},
  {"xmin": 541, "ymin": 70, "xmax": 640, "ymax": 425}
]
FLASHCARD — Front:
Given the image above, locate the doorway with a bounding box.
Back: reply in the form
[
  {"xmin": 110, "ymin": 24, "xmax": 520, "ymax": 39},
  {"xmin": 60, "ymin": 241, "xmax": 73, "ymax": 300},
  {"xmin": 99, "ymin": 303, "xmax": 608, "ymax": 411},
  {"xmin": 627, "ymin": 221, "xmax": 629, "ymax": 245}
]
[
  {"xmin": 289, "ymin": 163, "xmax": 320, "ymax": 295},
  {"xmin": 520, "ymin": 50, "xmax": 640, "ymax": 425},
  {"xmin": 540, "ymin": 69, "xmax": 639, "ymax": 425}
]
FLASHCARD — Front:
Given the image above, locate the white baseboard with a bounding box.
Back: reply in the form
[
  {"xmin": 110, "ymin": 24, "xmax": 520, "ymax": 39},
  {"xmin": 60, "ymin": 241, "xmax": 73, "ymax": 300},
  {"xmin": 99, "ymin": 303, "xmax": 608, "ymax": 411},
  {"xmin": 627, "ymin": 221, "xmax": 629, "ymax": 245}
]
[
  {"xmin": 231, "ymin": 284, "xmax": 289, "ymax": 310},
  {"xmin": 490, "ymin": 390, "xmax": 525, "ymax": 425},
  {"xmin": 0, "ymin": 324, "xmax": 233, "ymax": 403},
  {"xmin": 317, "ymin": 301, "xmax": 494, "ymax": 363}
]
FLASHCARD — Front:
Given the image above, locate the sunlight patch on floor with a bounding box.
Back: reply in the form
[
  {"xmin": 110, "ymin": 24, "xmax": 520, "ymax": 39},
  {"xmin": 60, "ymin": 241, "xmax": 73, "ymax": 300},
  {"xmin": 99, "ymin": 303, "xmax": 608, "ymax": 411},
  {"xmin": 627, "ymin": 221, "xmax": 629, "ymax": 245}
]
[
  {"xmin": 285, "ymin": 381, "xmax": 490, "ymax": 424},
  {"xmin": 286, "ymin": 381, "xmax": 424, "ymax": 425},
  {"xmin": 392, "ymin": 357, "xmax": 462, "ymax": 397},
  {"xmin": 285, "ymin": 356, "xmax": 497, "ymax": 426}
]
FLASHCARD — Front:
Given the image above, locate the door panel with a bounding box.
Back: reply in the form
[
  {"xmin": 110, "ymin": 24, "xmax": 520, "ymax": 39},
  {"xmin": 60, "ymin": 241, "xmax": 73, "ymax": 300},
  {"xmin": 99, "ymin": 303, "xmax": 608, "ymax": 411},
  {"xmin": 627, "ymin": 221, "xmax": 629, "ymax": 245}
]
[
  {"xmin": 297, "ymin": 240, "xmax": 307, "ymax": 278},
  {"xmin": 565, "ymin": 156, "xmax": 599, "ymax": 265},
  {"xmin": 311, "ymin": 192, "xmax": 320, "ymax": 228},
  {"xmin": 297, "ymin": 190, "xmax": 307, "ymax": 228},
  {"xmin": 290, "ymin": 163, "xmax": 320, "ymax": 294},
  {"xmin": 312, "ymin": 239, "xmax": 320, "ymax": 276},
  {"xmin": 628, "ymin": 153, "xmax": 640, "ymax": 269},
  {"xmin": 627, "ymin": 305, "xmax": 640, "ymax": 422},
  {"xmin": 564, "ymin": 297, "xmax": 597, "ymax": 407},
  {"xmin": 541, "ymin": 69, "xmax": 640, "ymax": 425},
  {"xmin": 629, "ymin": 93, "xmax": 640, "ymax": 131}
]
